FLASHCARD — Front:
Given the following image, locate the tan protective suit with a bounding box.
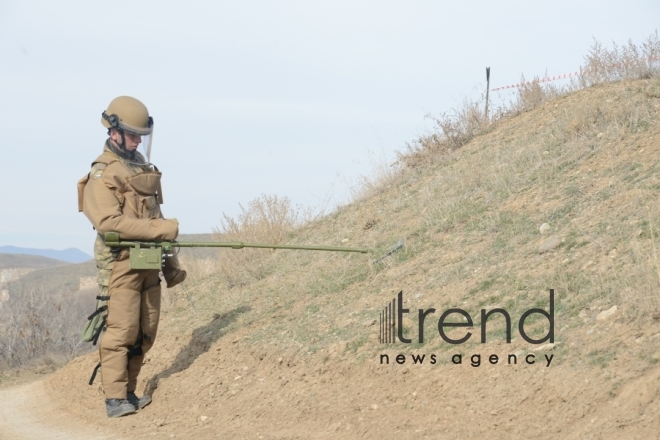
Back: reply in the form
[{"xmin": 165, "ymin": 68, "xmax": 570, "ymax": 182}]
[{"xmin": 78, "ymin": 140, "xmax": 178, "ymax": 399}]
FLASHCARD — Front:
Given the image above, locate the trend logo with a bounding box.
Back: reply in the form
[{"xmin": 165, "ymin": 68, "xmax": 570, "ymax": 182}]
[{"xmin": 380, "ymin": 289, "xmax": 554, "ymax": 345}]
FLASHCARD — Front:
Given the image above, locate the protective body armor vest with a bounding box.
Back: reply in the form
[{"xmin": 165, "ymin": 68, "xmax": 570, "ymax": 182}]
[
  {"xmin": 77, "ymin": 142, "xmax": 165, "ymax": 345},
  {"xmin": 78, "ymin": 144, "xmax": 165, "ymax": 278}
]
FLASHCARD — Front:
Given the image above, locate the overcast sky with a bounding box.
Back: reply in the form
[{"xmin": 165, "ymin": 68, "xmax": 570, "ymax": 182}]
[{"xmin": 0, "ymin": 0, "xmax": 658, "ymax": 254}]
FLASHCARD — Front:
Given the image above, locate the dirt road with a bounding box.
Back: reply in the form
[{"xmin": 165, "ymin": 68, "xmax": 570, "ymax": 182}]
[{"xmin": 0, "ymin": 380, "xmax": 116, "ymax": 440}]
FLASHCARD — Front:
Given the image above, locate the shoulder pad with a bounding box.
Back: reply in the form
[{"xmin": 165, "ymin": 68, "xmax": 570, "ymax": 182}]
[{"xmin": 91, "ymin": 163, "xmax": 107, "ymax": 179}]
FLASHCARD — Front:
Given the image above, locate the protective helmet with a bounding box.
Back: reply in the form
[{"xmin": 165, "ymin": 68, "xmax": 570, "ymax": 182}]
[{"xmin": 101, "ymin": 96, "xmax": 153, "ymax": 135}]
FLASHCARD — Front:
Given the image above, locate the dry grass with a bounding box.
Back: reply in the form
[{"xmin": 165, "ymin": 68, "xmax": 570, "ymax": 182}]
[
  {"xmin": 399, "ymin": 32, "xmax": 660, "ymax": 170},
  {"xmin": 580, "ymin": 33, "xmax": 660, "ymax": 87},
  {"xmin": 348, "ymin": 149, "xmax": 403, "ymax": 203},
  {"xmin": 198, "ymin": 194, "xmax": 307, "ymax": 289}
]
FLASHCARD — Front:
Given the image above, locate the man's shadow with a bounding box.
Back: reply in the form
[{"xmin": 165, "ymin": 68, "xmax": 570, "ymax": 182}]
[{"xmin": 143, "ymin": 306, "xmax": 250, "ymax": 396}]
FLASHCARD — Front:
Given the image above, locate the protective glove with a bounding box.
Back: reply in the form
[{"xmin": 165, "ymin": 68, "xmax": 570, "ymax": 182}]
[{"xmin": 162, "ymin": 254, "xmax": 186, "ymax": 288}]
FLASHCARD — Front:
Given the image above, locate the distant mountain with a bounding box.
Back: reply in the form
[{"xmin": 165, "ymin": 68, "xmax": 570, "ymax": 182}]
[{"xmin": 0, "ymin": 246, "xmax": 92, "ymax": 264}]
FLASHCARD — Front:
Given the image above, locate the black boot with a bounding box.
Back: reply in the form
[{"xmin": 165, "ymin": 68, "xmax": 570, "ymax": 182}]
[
  {"xmin": 127, "ymin": 391, "xmax": 152, "ymax": 410},
  {"xmin": 105, "ymin": 399, "xmax": 136, "ymax": 418}
]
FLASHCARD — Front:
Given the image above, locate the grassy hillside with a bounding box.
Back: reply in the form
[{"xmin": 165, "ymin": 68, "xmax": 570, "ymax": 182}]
[
  {"xmin": 0, "ymin": 253, "xmax": 68, "ymax": 270},
  {"xmin": 47, "ymin": 77, "xmax": 660, "ymax": 439},
  {"xmin": 5, "ymin": 260, "xmax": 97, "ymax": 297}
]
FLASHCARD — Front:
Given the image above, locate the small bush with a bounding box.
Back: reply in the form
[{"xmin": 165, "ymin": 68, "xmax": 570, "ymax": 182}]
[
  {"xmin": 213, "ymin": 194, "xmax": 305, "ymax": 288},
  {"xmin": 580, "ymin": 32, "xmax": 660, "ymax": 87},
  {"xmin": 399, "ymin": 98, "xmax": 490, "ymax": 169}
]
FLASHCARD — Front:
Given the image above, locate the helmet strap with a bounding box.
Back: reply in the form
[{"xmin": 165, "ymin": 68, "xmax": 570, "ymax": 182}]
[
  {"xmin": 118, "ymin": 131, "xmax": 136, "ymax": 160},
  {"xmin": 108, "ymin": 131, "xmax": 135, "ymax": 161}
]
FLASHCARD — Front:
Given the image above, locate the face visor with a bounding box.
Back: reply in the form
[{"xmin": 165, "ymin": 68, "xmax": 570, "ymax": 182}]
[
  {"xmin": 102, "ymin": 111, "xmax": 155, "ymax": 165},
  {"xmin": 109, "ymin": 129, "xmax": 154, "ymax": 166},
  {"xmin": 121, "ymin": 130, "xmax": 154, "ymax": 165}
]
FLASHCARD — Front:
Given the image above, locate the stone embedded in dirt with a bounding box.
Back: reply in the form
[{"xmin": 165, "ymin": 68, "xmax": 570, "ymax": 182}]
[
  {"xmin": 539, "ymin": 223, "xmax": 551, "ymax": 234},
  {"xmin": 539, "ymin": 236, "xmax": 562, "ymax": 253},
  {"xmin": 596, "ymin": 305, "xmax": 617, "ymax": 321},
  {"xmin": 582, "ymin": 260, "xmax": 594, "ymax": 270},
  {"xmin": 200, "ymin": 415, "xmax": 208, "ymax": 422},
  {"xmin": 341, "ymin": 238, "xmax": 349, "ymax": 243},
  {"xmin": 532, "ymin": 343, "xmax": 559, "ymax": 352}
]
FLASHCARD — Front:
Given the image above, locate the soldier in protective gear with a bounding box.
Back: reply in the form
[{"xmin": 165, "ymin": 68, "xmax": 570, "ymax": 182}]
[{"xmin": 78, "ymin": 96, "xmax": 186, "ymax": 418}]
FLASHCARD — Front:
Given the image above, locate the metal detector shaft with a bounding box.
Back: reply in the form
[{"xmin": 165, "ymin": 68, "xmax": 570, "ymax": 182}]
[
  {"xmin": 112, "ymin": 239, "xmax": 372, "ymax": 253},
  {"xmin": 103, "ymin": 231, "xmax": 373, "ymax": 270}
]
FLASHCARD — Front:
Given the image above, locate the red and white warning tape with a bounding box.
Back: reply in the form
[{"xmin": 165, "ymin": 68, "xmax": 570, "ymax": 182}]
[
  {"xmin": 489, "ymin": 71, "xmax": 580, "ymax": 92},
  {"xmin": 488, "ymin": 55, "xmax": 659, "ymax": 92}
]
